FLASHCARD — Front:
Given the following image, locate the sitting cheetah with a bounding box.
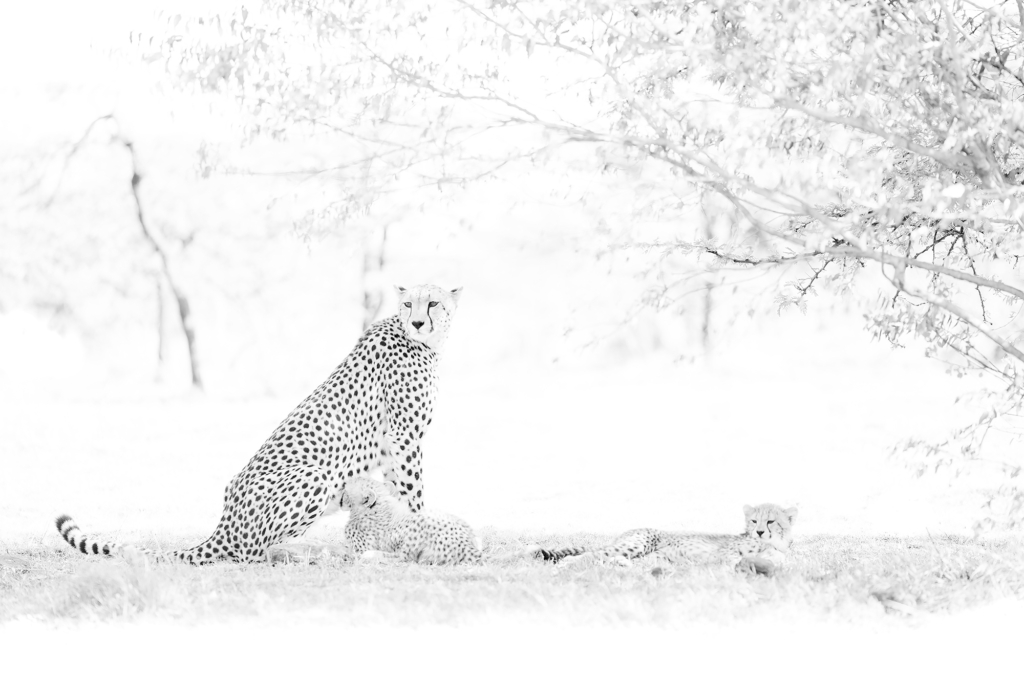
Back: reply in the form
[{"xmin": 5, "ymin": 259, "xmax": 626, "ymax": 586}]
[
  {"xmin": 343, "ymin": 476, "xmax": 482, "ymax": 565},
  {"xmin": 534, "ymin": 503, "xmax": 797, "ymax": 569},
  {"xmin": 55, "ymin": 285, "xmax": 462, "ymax": 564}
]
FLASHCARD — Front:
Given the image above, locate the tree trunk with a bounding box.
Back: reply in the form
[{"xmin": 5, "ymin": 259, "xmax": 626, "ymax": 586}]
[
  {"xmin": 358, "ymin": 155, "xmax": 388, "ymax": 332},
  {"xmin": 361, "ymin": 222, "xmax": 388, "ymax": 331},
  {"xmin": 122, "ymin": 138, "xmax": 203, "ymax": 389},
  {"xmin": 155, "ymin": 276, "xmax": 165, "ymax": 375},
  {"xmin": 701, "ymin": 281, "xmax": 713, "ymax": 353},
  {"xmin": 701, "ymin": 211, "xmax": 714, "ymax": 354}
]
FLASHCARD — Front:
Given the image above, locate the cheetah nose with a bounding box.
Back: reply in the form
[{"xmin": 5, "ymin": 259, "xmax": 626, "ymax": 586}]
[
  {"xmin": 756, "ymin": 530, "xmax": 765, "ymax": 537},
  {"xmin": 411, "ymin": 321, "xmax": 424, "ymax": 330}
]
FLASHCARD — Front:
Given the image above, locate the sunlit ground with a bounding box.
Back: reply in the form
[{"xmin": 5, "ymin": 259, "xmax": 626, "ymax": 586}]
[
  {"xmin": 3, "ymin": 306, "xmax": 1021, "ymax": 681},
  {"xmin": 1, "ymin": 2, "xmax": 1021, "ymax": 678}
]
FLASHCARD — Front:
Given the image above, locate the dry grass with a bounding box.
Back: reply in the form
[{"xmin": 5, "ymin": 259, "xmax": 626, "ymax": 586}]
[
  {"xmin": 1, "ymin": 358, "xmax": 1019, "ymax": 637},
  {"xmin": 3, "ymin": 530, "xmax": 1022, "ymax": 626}
]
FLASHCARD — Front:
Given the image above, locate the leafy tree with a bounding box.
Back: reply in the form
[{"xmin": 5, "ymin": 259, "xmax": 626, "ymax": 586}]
[
  {"xmin": 152, "ymin": 2, "xmax": 524, "ymax": 329},
  {"xmin": 154, "ymin": 0, "xmax": 1024, "ymax": 526},
  {"xmin": 411, "ymin": 0, "xmax": 1024, "ymax": 527}
]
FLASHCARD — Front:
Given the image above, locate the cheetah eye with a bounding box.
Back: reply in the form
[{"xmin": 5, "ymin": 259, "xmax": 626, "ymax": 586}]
[
  {"xmin": 767, "ymin": 520, "xmax": 775, "ymax": 525},
  {"xmin": 403, "ymin": 302, "xmax": 412, "ymax": 308},
  {"xmin": 427, "ymin": 301, "xmax": 438, "ymax": 308}
]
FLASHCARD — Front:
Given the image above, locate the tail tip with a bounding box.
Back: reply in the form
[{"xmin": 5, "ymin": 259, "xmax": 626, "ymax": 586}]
[
  {"xmin": 55, "ymin": 514, "xmax": 73, "ymax": 530},
  {"xmin": 534, "ymin": 548, "xmax": 556, "ymax": 561}
]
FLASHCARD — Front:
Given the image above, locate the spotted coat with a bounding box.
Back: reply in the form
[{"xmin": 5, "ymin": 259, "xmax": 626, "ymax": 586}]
[
  {"xmin": 56, "ymin": 284, "xmax": 462, "ymax": 564},
  {"xmin": 534, "ymin": 503, "xmax": 798, "ymax": 566},
  {"xmin": 343, "ymin": 476, "xmax": 482, "ymax": 565}
]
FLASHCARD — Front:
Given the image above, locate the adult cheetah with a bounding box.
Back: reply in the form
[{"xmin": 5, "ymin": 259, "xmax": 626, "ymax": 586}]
[
  {"xmin": 55, "ymin": 284, "xmax": 462, "ymax": 564},
  {"xmin": 534, "ymin": 503, "xmax": 797, "ymax": 568}
]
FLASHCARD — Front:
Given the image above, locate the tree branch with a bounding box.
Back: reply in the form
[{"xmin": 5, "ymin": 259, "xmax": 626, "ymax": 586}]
[
  {"xmin": 773, "ymin": 98, "xmax": 974, "ymax": 172},
  {"xmin": 885, "ymin": 269, "xmax": 1024, "ymax": 365},
  {"xmin": 29, "ymin": 114, "xmax": 115, "ymax": 206},
  {"xmin": 704, "ymin": 243, "xmax": 1024, "ymax": 302}
]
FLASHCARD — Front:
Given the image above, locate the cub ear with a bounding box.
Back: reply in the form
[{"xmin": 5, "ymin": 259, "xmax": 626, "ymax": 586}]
[
  {"xmin": 784, "ymin": 507, "xmax": 799, "ymax": 524},
  {"xmin": 743, "ymin": 505, "xmax": 755, "ymax": 516},
  {"xmin": 365, "ymin": 490, "xmax": 377, "ymax": 508},
  {"xmin": 449, "ymin": 286, "xmax": 463, "ymax": 304},
  {"xmin": 394, "ymin": 285, "xmax": 407, "ymax": 297}
]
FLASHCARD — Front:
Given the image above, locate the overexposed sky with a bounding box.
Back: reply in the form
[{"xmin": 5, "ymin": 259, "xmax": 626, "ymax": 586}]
[
  {"xmin": 0, "ymin": 0, "xmax": 250, "ymax": 67},
  {"xmin": 0, "ymin": 1, "xmax": 252, "ymax": 147},
  {"xmin": 2, "ymin": 1, "xmax": 167, "ymax": 85}
]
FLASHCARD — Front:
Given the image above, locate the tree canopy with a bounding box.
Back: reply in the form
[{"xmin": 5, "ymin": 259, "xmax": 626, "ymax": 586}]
[{"xmin": 152, "ymin": 0, "xmax": 1024, "ymax": 526}]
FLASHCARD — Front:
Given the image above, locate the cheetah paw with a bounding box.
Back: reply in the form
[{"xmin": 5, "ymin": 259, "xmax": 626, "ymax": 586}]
[{"xmin": 736, "ymin": 556, "xmax": 777, "ymax": 576}]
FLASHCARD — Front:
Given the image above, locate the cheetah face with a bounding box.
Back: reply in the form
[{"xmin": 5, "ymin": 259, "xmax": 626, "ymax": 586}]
[
  {"xmin": 743, "ymin": 503, "xmax": 798, "ymax": 550},
  {"xmin": 341, "ymin": 476, "xmax": 390, "ymax": 511},
  {"xmin": 395, "ymin": 284, "xmax": 463, "ymax": 350}
]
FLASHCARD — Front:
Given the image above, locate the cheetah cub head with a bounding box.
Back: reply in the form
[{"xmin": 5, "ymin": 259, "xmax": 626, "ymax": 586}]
[
  {"xmin": 743, "ymin": 503, "xmax": 798, "ymax": 551},
  {"xmin": 341, "ymin": 476, "xmax": 404, "ymax": 516},
  {"xmin": 395, "ymin": 284, "xmax": 463, "ymax": 350}
]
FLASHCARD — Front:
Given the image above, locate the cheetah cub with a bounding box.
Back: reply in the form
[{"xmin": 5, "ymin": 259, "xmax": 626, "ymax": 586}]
[
  {"xmin": 343, "ymin": 476, "xmax": 482, "ymax": 565},
  {"xmin": 534, "ymin": 503, "xmax": 797, "ymax": 570}
]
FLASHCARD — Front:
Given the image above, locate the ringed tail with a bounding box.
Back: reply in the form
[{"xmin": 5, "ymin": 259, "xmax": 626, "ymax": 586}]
[
  {"xmin": 55, "ymin": 514, "xmax": 211, "ymax": 563},
  {"xmin": 55, "ymin": 514, "xmax": 121, "ymax": 557},
  {"xmin": 533, "ymin": 546, "xmax": 587, "ymax": 563}
]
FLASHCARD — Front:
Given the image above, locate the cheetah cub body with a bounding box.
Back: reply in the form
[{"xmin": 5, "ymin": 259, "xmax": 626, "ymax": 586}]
[
  {"xmin": 343, "ymin": 476, "xmax": 482, "ymax": 565},
  {"xmin": 535, "ymin": 503, "xmax": 797, "ymax": 568}
]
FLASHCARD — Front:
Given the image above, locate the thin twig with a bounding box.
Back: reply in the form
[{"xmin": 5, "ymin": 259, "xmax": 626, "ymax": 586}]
[
  {"xmin": 32, "ymin": 114, "xmax": 115, "ymax": 207},
  {"xmin": 880, "ymin": 267, "xmax": 1024, "ymax": 365}
]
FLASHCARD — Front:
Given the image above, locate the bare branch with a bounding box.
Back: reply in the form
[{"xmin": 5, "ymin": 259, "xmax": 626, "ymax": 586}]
[
  {"xmin": 885, "ymin": 269, "xmax": 1024, "ymax": 365},
  {"xmin": 704, "ymin": 242, "xmax": 1024, "ymax": 303},
  {"xmin": 829, "ymin": 246, "xmax": 1024, "ymax": 302},
  {"xmin": 29, "ymin": 114, "xmax": 115, "ymax": 207},
  {"xmin": 797, "ymin": 258, "xmax": 832, "ymax": 297}
]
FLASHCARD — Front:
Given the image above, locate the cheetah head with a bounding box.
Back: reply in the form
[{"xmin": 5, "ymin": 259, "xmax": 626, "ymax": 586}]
[
  {"xmin": 395, "ymin": 284, "xmax": 463, "ymax": 350},
  {"xmin": 743, "ymin": 503, "xmax": 798, "ymax": 551}
]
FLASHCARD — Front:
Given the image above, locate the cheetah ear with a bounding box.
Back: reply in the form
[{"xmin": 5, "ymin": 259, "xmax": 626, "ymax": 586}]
[
  {"xmin": 394, "ymin": 285, "xmax": 407, "ymax": 297},
  {"xmin": 365, "ymin": 490, "xmax": 377, "ymax": 508},
  {"xmin": 743, "ymin": 505, "xmax": 755, "ymax": 516},
  {"xmin": 784, "ymin": 507, "xmax": 799, "ymax": 524},
  {"xmin": 449, "ymin": 287, "xmax": 463, "ymax": 304}
]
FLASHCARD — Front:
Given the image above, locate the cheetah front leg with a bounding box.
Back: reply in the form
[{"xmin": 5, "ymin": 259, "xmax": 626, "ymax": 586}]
[
  {"xmin": 381, "ymin": 397, "xmax": 428, "ymax": 512},
  {"xmin": 381, "ymin": 435, "xmax": 424, "ymax": 511},
  {"xmin": 378, "ymin": 442, "xmax": 402, "ymax": 499}
]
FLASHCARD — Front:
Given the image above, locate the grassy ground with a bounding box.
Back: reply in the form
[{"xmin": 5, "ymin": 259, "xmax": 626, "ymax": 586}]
[
  {"xmin": 3, "ymin": 312, "xmax": 1022, "ymax": 678},
  {"xmin": 4, "ymin": 531, "xmax": 1022, "ymax": 625},
  {"xmin": 4, "ymin": 526, "xmax": 1024, "ymax": 677}
]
